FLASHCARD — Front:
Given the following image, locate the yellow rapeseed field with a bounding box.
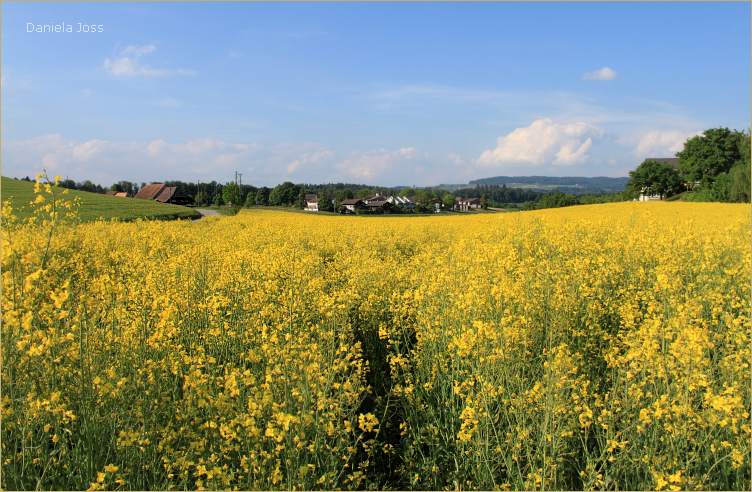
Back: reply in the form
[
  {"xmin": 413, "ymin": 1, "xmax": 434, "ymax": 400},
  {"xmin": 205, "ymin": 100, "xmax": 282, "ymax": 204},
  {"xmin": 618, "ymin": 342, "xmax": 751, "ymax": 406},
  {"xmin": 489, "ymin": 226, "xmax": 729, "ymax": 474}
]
[{"xmin": 2, "ymin": 173, "xmax": 750, "ymax": 490}]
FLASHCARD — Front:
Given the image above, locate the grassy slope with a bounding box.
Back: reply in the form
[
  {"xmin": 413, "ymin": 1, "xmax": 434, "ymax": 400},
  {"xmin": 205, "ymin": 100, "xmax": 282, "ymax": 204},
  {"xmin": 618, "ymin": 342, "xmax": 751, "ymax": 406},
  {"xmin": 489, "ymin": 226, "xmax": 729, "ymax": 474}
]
[{"xmin": 1, "ymin": 177, "xmax": 202, "ymax": 222}]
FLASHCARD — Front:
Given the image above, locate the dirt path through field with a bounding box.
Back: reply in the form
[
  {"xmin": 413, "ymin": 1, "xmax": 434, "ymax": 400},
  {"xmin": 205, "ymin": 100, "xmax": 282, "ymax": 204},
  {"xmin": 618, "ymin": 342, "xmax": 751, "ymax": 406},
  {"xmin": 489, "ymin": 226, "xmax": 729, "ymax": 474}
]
[{"xmin": 192, "ymin": 209, "xmax": 222, "ymax": 222}]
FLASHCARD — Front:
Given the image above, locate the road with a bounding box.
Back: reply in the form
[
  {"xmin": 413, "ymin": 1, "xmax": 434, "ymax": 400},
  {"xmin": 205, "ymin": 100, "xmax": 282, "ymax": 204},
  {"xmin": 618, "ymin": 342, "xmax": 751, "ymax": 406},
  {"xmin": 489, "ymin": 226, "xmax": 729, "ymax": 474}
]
[{"xmin": 192, "ymin": 208, "xmax": 223, "ymax": 222}]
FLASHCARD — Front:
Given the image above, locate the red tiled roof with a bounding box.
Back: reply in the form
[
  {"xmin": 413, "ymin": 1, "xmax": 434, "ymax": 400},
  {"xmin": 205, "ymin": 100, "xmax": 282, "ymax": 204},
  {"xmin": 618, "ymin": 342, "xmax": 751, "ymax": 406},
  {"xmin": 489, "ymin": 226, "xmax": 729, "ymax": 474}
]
[{"xmin": 134, "ymin": 184, "xmax": 166, "ymax": 200}]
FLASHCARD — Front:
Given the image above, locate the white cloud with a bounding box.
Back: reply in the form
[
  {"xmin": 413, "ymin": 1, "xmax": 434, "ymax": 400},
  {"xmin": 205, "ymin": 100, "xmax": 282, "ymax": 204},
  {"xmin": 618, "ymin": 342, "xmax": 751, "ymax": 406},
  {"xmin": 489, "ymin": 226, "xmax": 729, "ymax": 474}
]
[
  {"xmin": 286, "ymin": 160, "xmax": 302, "ymax": 174},
  {"xmin": 229, "ymin": 51, "xmax": 243, "ymax": 58},
  {"xmin": 476, "ymin": 118, "xmax": 606, "ymax": 169},
  {"xmin": 310, "ymin": 150, "xmax": 335, "ymax": 163},
  {"xmin": 335, "ymin": 147, "xmax": 430, "ymax": 181},
  {"xmin": 79, "ymin": 88, "xmax": 93, "ymax": 98},
  {"xmin": 628, "ymin": 129, "xmax": 702, "ymax": 160},
  {"xmin": 103, "ymin": 45, "xmax": 196, "ymax": 77},
  {"xmin": 121, "ymin": 45, "xmax": 156, "ymax": 57},
  {"xmin": 582, "ymin": 67, "xmax": 618, "ymax": 81},
  {"xmin": 446, "ymin": 153, "xmax": 469, "ymax": 166},
  {"xmin": 146, "ymin": 139, "xmax": 165, "ymax": 156},
  {"xmin": 71, "ymin": 139, "xmax": 106, "ymax": 161}
]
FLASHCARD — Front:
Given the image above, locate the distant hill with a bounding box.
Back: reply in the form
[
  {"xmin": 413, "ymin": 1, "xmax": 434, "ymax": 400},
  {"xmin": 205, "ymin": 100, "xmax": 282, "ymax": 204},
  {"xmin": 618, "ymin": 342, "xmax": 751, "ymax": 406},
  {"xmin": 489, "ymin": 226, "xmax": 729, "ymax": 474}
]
[{"xmin": 469, "ymin": 175, "xmax": 631, "ymax": 190}]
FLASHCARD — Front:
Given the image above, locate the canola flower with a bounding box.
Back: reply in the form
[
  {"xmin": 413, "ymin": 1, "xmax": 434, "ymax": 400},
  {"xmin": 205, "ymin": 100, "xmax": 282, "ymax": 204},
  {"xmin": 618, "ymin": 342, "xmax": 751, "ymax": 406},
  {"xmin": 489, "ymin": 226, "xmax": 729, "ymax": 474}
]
[{"xmin": 1, "ymin": 177, "xmax": 749, "ymax": 490}]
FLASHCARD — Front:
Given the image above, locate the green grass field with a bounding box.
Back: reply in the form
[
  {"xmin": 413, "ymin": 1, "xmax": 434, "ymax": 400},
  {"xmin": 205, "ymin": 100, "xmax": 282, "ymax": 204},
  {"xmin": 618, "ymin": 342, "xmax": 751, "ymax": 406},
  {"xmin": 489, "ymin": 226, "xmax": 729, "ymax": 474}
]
[{"xmin": 1, "ymin": 177, "xmax": 202, "ymax": 222}]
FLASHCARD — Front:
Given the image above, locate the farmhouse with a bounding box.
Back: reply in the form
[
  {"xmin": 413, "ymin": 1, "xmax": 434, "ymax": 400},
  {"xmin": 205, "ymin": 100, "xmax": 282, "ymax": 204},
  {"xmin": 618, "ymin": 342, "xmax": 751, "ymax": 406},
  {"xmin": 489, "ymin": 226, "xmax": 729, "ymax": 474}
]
[
  {"xmin": 304, "ymin": 194, "xmax": 320, "ymax": 211},
  {"xmin": 105, "ymin": 191, "xmax": 132, "ymax": 197},
  {"xmin": 454, "ymin": 197, "xmax": 480, "ymax": 211},
  {"xmin": 303, "ymin": 193, "xmax": 337, "ymax": 211},
  {"xmin": 365, "ymin": 200, "xmax": 392, "ymax": 214},
  {"xmin": 134, "ymin": 184, "xmax": 194, "ymax": 205},
  {"xmin": 340, "ymin": 198, "xmax": 365, "ymax": 213}
]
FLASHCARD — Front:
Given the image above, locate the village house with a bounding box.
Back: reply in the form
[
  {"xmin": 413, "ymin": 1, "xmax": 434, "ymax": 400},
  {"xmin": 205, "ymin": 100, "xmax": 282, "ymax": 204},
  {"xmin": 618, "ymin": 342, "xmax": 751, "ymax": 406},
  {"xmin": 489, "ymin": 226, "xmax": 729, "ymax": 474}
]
[
  {"xmin": 340, "ymin": 198, "xmax": 365, "ymax": 213},
  {"xmin": 134, "ymin": 183, "xmax": 193, "ymax": 205},
  {"xmin": 454, "ymin": 197, "xmax": 480, "ymax": 211},
  {"xmin": 361, "ymin": 194, "xmax": 384, "ymax": 204},
  {"xmin": 391, "ymin": 195, "xmax": 416, "ymax": 212},
  {"xmin": 304, "ymin": 194, "xmax": 320, "ymax": 211},
  {"xmin": 304, "ymin": 193, "xmax": 337, "ymax": 211},
  {"xmin": 363, "ymin": 194, "xmax": 416, "ymax": 212},
  {"xmin": 105, "ymin": 191, "xmax": 132, "ymax": 198},
  {"xmin": 365, "ymin": 199, "xmax": 392, "ymax": 214}
]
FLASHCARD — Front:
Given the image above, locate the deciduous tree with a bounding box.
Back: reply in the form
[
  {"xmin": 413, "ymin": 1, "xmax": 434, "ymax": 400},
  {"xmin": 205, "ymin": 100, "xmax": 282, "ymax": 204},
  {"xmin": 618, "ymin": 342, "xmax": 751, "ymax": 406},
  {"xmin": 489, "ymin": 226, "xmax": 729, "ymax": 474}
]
[
  {"xmin": 269, "ymin": 182, "xmax": 302, "ymax": 206},
  {"xmin": 677, "ymin": 127, "xmax": 745, "ymax": 188},
  {"xmin": 443, "ymin": 193, "xmax": 456, "ymax": 210},
  {"xmin": 223, "ymin": 181, "xmax": 243, "ymax": 214},
  {"xmin": 414, "ymin": 189, "xmax": 434, "ymax": 206},
  {"xmin": 723, "ymin": 129, "xmax": 751, "ymax": 203},
  {"xmin": 255, "ymin": 187, "xmax": 270, "ymax": 206},
  {"xmin": 336, "ymin": 189, "xmax": 354, "ymax": 208},
  {"xmin": 357, "ymin": 188, "xmax": 376, "ymax": 198},
  {"xmin": 628, "ymin": 160, "xmax": 684, "ymax": 200},
  {"xmin": 318, "ymin": 191, "xmax": 334, "ymax": 212}
]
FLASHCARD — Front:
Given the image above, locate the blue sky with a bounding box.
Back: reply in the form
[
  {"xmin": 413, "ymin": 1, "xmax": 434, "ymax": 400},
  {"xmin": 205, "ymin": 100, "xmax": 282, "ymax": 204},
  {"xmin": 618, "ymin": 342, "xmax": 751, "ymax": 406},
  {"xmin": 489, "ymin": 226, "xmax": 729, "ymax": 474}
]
[{"xmin": 2, "ymin": 1, "xmax": 750, "ymax": 187}]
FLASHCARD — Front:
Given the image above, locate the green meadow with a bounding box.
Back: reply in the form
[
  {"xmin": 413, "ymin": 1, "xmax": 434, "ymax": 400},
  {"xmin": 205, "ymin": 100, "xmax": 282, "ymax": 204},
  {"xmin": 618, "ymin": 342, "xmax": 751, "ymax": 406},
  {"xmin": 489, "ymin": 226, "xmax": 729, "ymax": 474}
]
[{"xmin": 1, "ymin": 177, "xmax": 202, "ymax": 223}]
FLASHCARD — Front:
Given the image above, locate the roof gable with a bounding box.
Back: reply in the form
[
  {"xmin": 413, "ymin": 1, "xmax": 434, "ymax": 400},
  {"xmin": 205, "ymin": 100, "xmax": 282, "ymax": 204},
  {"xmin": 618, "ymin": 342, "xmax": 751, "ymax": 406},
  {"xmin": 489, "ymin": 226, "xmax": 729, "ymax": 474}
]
[
  {"xmin": 155, "ymin": 186, "xmax": 191, "ymax": 203},
  {"xmin": 134, "ymin": 183, "xmax": 166, "ymax": 200}
]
